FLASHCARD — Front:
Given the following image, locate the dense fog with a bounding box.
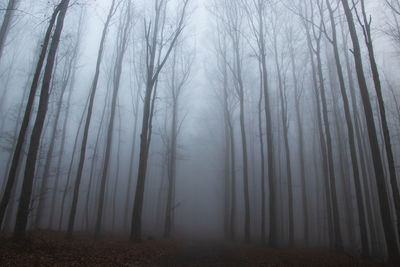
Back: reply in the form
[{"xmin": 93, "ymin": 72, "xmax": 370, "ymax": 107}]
[{"xmin": 1, "ymin": 0, "xmax": 400, "ymax": 261}]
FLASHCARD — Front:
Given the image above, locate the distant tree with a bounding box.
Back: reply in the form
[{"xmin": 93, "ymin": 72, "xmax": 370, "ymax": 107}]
[
  {"xmin": 65, "ymin": 0, "xmax": 119, "ymax": 239},
  {"xmin": 95, "ymin": 0, "xmax": 132, "ymax": 237},
  {"xmin": 163, "ymin": 43, "xmax": 192, "ymax": 238}
]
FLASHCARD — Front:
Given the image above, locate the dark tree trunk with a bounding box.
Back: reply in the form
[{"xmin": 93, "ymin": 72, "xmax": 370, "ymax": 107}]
[
  {"xmin": 47, "ymin": 16, "xmax": 81, "ymax": 228},
  {"xmin": 358, "ymin": 0, "xmax": 400, "ymax": 243},
  {"xmin": 342, "ymin": 36, "xmax": 379, "ymax": 253},
  {"xmin": 35, "ymin": 54, "xmax": 73, "ymax": 228},
  {"xmin": 0, "ymin": 0, "xmax": 18, "ymax": 62},
  {"xmin": 324, "ymin": 0, "xmax": 368, "ymax": 254},
  {"xmin": 130, "ymin": 0, "xmax": 188, "ymax": 241},
  {"xmin": 0, "ymin": 4, "xmax": 60, "ymax": 229},
  {"xmin": 340, "ymin": 0, "xmax": 400, "ymax": 261},
  {"xmin": 13, "ymin": 0, "xmax": 69, "ymax": 238},
  {"xmin": 315, "ymin": 37, "xmax": 343, "ymax": 251},
  {"xmin": 112, "ymin": 104, "xmax": 123, "ymax": 231}
]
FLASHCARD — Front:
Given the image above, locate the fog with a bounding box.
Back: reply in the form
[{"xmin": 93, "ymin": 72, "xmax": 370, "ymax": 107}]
[{"xmin": 1, "ymin": 0, "xmax": 400, "ymax": 262}]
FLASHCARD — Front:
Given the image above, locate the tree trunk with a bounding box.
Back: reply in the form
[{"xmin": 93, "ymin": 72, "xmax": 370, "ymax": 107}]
[
  {"xmin": 289, "ymin": 39, "xmax": 309, "ymax": 246},
  {"xmin": 324, "ymin": 0, "xmax": 369, "ymax": 254},
  {"xmin": 0, "ymin": 0, "xmax": 18, "ymax": 62},
  {"xmin": 94, "ymin": 1, "xmax": 130, "ymax": 237},
  {"xmin": 0, "ymin": 4, "xmax": 60, "ymax": 229},
  {"xmin": 123, "ymin": 86, "xmax": 139, "ymax": 230},
  {"xmin": 359, "ymin": 0, "xmax": 400, "ymax": 243},
  {"xmin": 35, "ymin": 53, "xmax": 73, "ymax": 228},
  {"xmin": 340, "ymin": 0, "xmax": 400, "ymax": 261},
  {"xmin": 65, "ymin": 0, "xmax": 117, "ymax": 239},
  {"xmin": 272, "ymin": 27, "xmax": 294, "ymax": 246},
  {"xmin": 130, "ymin": 0, "xmax": 188, "ymax": 241},
  {"xmin": 13, "ymin": 0, "xmax": 69, "ymax": 238}
]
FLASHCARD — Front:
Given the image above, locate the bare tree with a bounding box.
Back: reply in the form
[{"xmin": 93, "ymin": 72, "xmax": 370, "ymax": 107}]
[
  {"xmin": 0, "ymin": 3, "xmax": 62, "ymax": 229},
  {"xmin": 130, "ymin": 0, "xmax": 189, "ymax": 241},
  {"xmin": 13, "ymin": 0, "xmax": 70, "ymax": 237},
  {"xmin": 353, "ymin": 0, "xmax": 400, "ymax": 245},
  {"xmin": 340, "ymin": 0, "xmax": 400, "ymax": 261},
  {"xmin": 95, "ymin": 0, "xmax": 132, "ymax": 237},
  {"xmin": 163, "ymin": 42, "xmax": 192, "ymax": 238},
  {"xmin": 35, "ymin": 31, "xmax": 80, "ymax": 228},
  {"xmin": 319, "ymin": 0, "xmax": 368, "ymax": 255}
]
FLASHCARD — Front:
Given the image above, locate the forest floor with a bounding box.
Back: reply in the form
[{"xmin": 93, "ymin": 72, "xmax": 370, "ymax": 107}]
[{"xmin": 0, "ymin": 230, "xmax": 394, "ymax": 266}]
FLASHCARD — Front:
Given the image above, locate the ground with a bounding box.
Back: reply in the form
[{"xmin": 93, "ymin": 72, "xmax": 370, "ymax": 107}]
[{"xmin": 0, "ymin": 231, "xmax": 393, "ymax": 266}]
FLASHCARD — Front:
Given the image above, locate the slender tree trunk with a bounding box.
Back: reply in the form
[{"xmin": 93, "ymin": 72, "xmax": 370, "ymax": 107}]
[
  {"xmin": 94, "ymin": 1, "xmax": 130, "ymax": 237},
  {"xmin": 232, "ymin": 39, "xmax": 250, "ymax": 243},
  {"xmin": 35, "ymin": 55, "xmax": 73, "ymax": 228},
  {"xmin": 289, "ymin": 41, "xmax": 308, "ymax": 246},
  {"xmin": 0, "ymin": 0, "xmax": 18, "ymax": 62},
  {"xmin": 272, "ymin": 28, "xmax": 294, "ymax": 246},
  {"xmin": 304, "ymin": 21, "xmax": 334, "ymax": 248},
  {"xmin": 112, "ymin": 104, "xmax": 123, "ymax": 231},
  {"xmin": 65, "ymin": 0, "xmax": 117, "ymax": 239},
  {"xmin": 343, "ymin": 37, "xmax": 379, "ymax": 253},
  {"xmin": 358, "ymin": 0, "xmax": 400, "ymax": 243},
  {"xmin": 58, "ymin": 90, "xmax": 90, "ymax": 231},
  {"xmin": 48, "ymin": 17, "xmax": 81, "ymax": 228},
  {"xmin": 131, "ymin": 0, "xmax": 188, "ymax": 241},
  {"xmin": 315, "ymin": 39, "xmax": 343, "ymax": 251},
  {"xmin": 164, "ymin": 101, "xmax": 177, "ymax": 238},
  {"xmin": 340, "ymin": 0, "xmax": 400, "ymax": 260},
  {"xmin": 324, "ymin": 0, "xmax": 368, "ymax": 254},
  {"xmin": 0, "ymin": 4, "xmax": 60, "ymax": 229},
  {"xmin": 259, "ymin": 20, "xmax": 276, "ymax": 249},
  {"xmin": 124, "ymin": 87, "xmax": 139, "ymax": 230},
  {"xmin": 13, "ymin": 0, "xmax": 69, "ymax": 237}
]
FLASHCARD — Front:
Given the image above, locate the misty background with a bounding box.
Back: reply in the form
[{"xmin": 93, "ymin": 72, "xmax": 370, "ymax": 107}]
[{"xmin": 0, "ymin": 0, "xmax": 400, "ymax": 261}]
